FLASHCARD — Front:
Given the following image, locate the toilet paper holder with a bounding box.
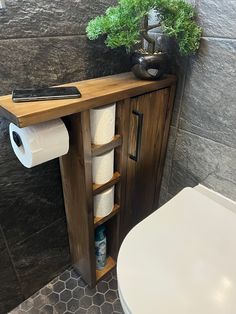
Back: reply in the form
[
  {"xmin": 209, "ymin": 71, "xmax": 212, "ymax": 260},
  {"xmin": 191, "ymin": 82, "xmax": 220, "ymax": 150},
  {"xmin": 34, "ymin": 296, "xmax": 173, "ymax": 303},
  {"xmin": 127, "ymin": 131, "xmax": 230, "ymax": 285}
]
[{"xmin": 12, "ymin": 131, "xmax": 23, "ymax": 147}]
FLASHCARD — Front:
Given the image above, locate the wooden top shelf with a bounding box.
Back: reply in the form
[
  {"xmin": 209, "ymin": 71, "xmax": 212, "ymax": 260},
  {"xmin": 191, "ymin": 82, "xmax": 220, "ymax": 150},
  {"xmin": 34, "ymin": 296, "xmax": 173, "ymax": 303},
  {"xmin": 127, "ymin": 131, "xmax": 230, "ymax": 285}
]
[{"xmin": 0, "ymin": 72, "xmax": 176, "ymax": 128}]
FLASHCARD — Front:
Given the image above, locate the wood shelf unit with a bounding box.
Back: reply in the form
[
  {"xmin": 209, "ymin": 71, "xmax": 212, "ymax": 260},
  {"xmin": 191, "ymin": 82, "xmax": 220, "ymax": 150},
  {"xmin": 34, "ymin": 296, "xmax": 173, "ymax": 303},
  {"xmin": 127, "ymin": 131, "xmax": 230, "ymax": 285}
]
[
  {"xmin": 0, "ymin": 72, "xmax": 177, "ymax": 288},
  {"xmin": 94, "ymin": 204, "xmax": 120, "ymax": 228},
  {"xmin": 92, "ymin": 135, "xmax": 122, "ymax": 157},
  {"xmin": 93, "ymin": 172, "xmax": 121, "ymax": 195},
  {"xmin": 96, "ymin": 256, "xmax": 116, "ymax": 281},
  {"xmin": 0, "ymin": 72, "xmax": 176, "ymax": 128}
]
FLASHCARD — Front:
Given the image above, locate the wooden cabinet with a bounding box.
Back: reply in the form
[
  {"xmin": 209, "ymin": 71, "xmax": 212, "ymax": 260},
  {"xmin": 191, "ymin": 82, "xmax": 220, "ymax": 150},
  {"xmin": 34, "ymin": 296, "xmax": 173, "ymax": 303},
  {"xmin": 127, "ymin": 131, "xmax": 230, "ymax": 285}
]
[
  {"xmin": 121, "ymin": 88, "xmax": 171, "ymax": 239},
  {"xmin": 58, "ymin": 83, "xmax": 176, "ymax": 286},
  {"xmin": 0, "ymin": 72, "xmax": 176, "ymax": 288}
]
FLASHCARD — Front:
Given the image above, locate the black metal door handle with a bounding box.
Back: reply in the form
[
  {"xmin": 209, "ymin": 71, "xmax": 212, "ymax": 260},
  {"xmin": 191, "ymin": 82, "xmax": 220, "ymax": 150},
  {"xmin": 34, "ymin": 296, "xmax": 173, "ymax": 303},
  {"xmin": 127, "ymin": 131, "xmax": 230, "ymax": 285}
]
[{"xmin": 129, "ymin": 110, "xmax": 143, "ymax": 162}]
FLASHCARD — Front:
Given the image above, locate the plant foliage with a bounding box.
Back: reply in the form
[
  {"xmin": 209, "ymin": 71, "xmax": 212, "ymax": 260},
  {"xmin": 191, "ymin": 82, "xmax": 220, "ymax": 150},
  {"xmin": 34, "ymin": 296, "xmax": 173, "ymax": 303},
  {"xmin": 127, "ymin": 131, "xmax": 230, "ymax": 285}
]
[{"xmin": 86, "ymin": 0, "xmax": 201, "ymax": 55}]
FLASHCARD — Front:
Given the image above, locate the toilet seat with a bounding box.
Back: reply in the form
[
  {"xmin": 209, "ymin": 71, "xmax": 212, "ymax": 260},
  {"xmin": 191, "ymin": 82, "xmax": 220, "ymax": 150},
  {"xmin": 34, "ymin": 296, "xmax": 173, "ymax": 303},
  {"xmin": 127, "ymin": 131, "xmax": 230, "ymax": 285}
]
[{"xmin": 117, "ymin": 188, "xmax": 236, "ymax": 314}]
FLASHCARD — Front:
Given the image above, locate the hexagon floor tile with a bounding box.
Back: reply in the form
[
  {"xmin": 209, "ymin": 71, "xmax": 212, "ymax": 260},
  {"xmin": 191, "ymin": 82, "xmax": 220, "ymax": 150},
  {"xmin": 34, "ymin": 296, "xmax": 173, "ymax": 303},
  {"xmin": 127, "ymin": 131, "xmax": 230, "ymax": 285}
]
[{"xmin": 9, "ymin": 268, "xmax": 124, "ymax": 314}]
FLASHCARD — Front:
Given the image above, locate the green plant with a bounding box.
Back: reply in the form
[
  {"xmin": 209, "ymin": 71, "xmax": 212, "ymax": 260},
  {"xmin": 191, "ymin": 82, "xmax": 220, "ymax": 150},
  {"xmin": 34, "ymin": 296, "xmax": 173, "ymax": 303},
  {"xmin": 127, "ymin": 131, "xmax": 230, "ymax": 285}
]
[{"xmin": 86, "ymin": 0, "xmax": 201, "ymax": 55}]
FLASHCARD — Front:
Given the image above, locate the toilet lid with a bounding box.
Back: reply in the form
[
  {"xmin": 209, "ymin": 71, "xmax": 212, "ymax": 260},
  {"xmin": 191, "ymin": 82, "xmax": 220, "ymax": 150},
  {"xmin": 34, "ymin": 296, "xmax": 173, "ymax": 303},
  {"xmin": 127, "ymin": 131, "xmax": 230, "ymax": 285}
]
[{"xmin": 117, "ymin": 188, "xmax": 236, "ymax": 314}]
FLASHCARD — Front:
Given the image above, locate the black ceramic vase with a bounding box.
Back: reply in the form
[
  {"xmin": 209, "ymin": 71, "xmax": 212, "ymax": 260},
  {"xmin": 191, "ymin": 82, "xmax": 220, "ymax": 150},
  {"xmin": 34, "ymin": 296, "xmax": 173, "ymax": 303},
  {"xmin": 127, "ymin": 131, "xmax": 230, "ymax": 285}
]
[{"xmin": 131, "ymin": 51, "xmax": 168, "ymax": 80}]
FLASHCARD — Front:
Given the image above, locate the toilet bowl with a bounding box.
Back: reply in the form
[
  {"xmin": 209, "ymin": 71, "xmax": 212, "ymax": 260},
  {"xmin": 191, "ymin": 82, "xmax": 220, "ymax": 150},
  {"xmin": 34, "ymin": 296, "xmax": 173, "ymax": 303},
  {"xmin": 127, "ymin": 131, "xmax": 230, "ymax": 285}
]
[{"xmin": 117, "ymin": 187, "xmax": 236, "ymax": 314}]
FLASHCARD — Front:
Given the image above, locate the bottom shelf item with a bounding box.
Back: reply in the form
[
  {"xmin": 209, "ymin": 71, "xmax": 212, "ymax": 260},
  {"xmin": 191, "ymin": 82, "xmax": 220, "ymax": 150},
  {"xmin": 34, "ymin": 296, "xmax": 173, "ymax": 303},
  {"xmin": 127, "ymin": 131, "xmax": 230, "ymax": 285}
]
[{"xmin": 96, "ymin": 256, "xmax": 116, "ymax": 281}]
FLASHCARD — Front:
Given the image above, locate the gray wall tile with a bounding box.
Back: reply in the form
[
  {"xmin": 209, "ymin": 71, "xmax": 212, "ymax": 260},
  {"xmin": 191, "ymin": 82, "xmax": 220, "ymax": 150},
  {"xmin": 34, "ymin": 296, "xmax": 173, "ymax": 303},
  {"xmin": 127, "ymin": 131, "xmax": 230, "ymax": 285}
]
[
  {"xmin": 0, "ymin": 226, "xmax": 6, "ymax": 252},
  {"xmin": 148, "ymin": 32, "xmax": 189, "ymax": 126},
  {"xmin": 196, "ymin": 0, "xmax": 236, "ymax": 38},
  {"xmin": 0, "ymin": 118, "xmax": 18, "ymax": 164},
  {"xmin": 159, "ymin": 126, "xmax": 177, "ymax": 192},
  {"xmin": 0, "ymin": 0, "xmax": 117, "ymax": 39},
  {"xmin": 179, "ymin": 38, "xmax": 236, "ymax": 148},
  {"xmin": 0, "ymin": 249, "xmax": 24, "ymax": 314},
  {"xmin": 158, "ymin": 1, "xmax": 236, "ymax": 205},
  {"xmin": 11, "ymin": 218, "xmax": 70, "ymax": 298},
  {"xmin": 0, "ymin": 158, "xmax": 65, "ymax": 247},
  {"xmin": 0, "ymin": 229, "xmax": 24, "ymax": 313},
  {"xmin": 158, "ymin": 186, "xmax": 174, "ymax": 207},
  {"xmin": 169, "ymin": 130, "xmax": 236, "ymax": 201},
  {"xmin": 0, "ymin": 35, "xmax": 130, "ymax": 95}
]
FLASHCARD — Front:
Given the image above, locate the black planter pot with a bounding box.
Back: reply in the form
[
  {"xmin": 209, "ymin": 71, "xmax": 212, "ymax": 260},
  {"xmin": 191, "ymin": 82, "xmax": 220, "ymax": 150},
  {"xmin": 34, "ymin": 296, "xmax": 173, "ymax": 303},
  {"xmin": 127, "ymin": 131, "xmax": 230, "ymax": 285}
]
[{"xmin": 131, "ymin": 51, "xmax": 168, "ymax": 80}]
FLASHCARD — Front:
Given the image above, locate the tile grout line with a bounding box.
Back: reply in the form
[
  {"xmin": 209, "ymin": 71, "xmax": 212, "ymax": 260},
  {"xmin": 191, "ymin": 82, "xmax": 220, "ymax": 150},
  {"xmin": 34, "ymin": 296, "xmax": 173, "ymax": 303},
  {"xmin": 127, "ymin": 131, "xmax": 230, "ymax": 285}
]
[
  {"xmin": 165, "ymin": 57, "xmax": 190, "ymax": 193},
  {"xmin": 9, "ymin": 267, "xmax": 124, "ymax": 314},
  {"xmin": 0, "ymin": 224, "xmax": 25, "ymax": 299},
  {"xmin": 149, "ymin": 30, "xmax": 236, "ymax": 41},
  {"xmin": 201, "ymin": 36, "xmax": 236, "ymax": 41},
  {"xmin": 0, "ymin": 33, "xmax": 87, "ymax": 41},
  {"xmin": 11, "ymin": 216, "xmax": 65, "ymax": 248},
  {"xmin": 177, "ymin": 126, "xmax": 236, "ymax": 150}
]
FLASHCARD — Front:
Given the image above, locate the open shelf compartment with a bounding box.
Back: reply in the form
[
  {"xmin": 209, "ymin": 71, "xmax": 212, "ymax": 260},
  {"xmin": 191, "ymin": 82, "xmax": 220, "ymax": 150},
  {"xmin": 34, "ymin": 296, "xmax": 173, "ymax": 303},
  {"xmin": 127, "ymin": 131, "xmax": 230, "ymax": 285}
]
[
  {"xmin": 96, "ymin": 256, "xmax": 116, "ymax": 281},
  {"xmin": 94, "ymin": 204, "xmax": 120, "ymax": 228},
  {"xmin": 93, "ymin": 172, "xmax": 121, "ymax": 195},
  {"xmin": 95, "ymin": 210, "xmax": 119, "ymax": 282}
]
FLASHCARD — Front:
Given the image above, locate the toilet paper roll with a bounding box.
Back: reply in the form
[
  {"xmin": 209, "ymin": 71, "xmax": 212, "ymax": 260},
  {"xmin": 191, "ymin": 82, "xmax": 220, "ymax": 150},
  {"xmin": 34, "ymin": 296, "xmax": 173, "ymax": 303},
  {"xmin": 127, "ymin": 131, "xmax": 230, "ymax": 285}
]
[
  {"xmin": 94, "ymin": 187, "xmax": 114, "ymax": 218},
  {"xmin": 90, "ymin": 103, "xmax": 116, "ymax": 145},
  {"xmin": 9, "ymin": 119, "xmax": 69, "ymax": 168},
  {"xmin": 92, "ymin": 149, "xmax": 114, "ymax": 184}
]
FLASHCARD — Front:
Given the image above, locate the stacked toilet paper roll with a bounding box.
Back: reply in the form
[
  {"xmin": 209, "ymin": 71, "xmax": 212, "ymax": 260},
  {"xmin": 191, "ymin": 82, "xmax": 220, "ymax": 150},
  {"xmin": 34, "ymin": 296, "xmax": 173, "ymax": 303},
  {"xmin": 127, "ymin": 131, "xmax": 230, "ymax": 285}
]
[
  {"xmin": 90, "ymin": 103, "xmax": 116, "ymax": 145},
  {"xmin": 90, "ymin": 103, "xmax": 116, "ymax": 218},
  {"xmin": 92, "ymin": 149, "xmax": 114, "ymax": 184},
  {"xmin": 94, "ymin": 187, "xmax": 114, "ymax": 217},
  {"xmin": 9, "ymin": 119, "xmax": 69, "ymax": 168}
]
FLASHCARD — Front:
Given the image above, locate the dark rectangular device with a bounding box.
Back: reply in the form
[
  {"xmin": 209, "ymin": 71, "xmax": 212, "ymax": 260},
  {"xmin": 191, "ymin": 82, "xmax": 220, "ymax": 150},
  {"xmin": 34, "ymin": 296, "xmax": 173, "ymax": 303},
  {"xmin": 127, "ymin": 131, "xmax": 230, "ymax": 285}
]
[{"xmin": 12, "ymin": 86, "xmax": 81, "ymax": 103}]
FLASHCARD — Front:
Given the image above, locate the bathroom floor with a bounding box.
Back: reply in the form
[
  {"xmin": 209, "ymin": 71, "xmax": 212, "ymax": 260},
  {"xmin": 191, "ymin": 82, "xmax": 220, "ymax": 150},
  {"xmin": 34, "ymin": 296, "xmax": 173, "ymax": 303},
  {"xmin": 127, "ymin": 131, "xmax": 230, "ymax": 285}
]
[{"xmin": 10, "ymin": 267, "xmax": 124, "ymax": 314}]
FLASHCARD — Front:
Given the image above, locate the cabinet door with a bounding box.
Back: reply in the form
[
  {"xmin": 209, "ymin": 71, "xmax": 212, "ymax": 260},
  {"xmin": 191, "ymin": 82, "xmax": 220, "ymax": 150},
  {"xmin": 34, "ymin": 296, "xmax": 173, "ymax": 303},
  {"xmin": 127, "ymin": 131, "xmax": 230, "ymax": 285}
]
[{"xmin": 121, "ymin": 88, "xmax": 171, "ymax": 239}]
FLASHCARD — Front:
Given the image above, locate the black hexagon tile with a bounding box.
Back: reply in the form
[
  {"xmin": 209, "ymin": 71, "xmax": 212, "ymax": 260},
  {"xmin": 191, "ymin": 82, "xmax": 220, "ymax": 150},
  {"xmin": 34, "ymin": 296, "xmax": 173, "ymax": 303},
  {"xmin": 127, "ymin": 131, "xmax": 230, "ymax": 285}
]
[{"xmin": 9, "ymin": 267, "xmax": 124, "ymax": 314}]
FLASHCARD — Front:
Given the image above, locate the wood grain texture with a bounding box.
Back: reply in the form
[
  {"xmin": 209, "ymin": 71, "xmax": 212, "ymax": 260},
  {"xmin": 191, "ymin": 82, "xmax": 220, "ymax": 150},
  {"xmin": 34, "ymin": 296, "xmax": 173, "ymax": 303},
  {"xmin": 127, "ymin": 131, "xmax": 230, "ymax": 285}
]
[
  {"xmin": 91, "ymin": 135, "xmax": 122, "ymax": 157},
  {"xmin": 59, "ymin": 111, "xmax": 96, "ymax": 287},
  {"xmin": 153, "ymin": 84, "xmax": 176, "ymax": 209},
  {"xmin": 93, "ymin": 172, "xmax": 121, "ymax": 195},
  {"xmin": 96, "ymin": 256, "xmax": 116, "ymax": 281},
  {"xmin": 121, "ymin": 89, "xmax": 170, "ymax": 238},
  {"xmin": 115, "ymin": 99, "xmax": 131, "ymax": 245},
  {"xmin": 0, "ymin": 73, "xmax": 176, "ymax": 127},
  {"xmin": 94, "ymin": 204, "xmax": 120, "ymax": 228}
]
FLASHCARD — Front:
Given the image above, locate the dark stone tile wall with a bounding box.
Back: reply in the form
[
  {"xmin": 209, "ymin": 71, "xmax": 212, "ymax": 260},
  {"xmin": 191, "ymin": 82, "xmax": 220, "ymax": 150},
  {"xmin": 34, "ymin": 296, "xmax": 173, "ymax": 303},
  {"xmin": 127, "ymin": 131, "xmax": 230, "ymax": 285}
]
[
  {"xmin": 0, "ymin": 0, "xmax": 117, "ymax": 39},
  {"xmin": 11, "ymin": 218, "xmax": 71, "ymax": 299},
  {"xmin": 0, "ymin": 1, "xmax": 130, "ymax": 313},
  {"xmin": 0, "ymin": 36, "xmax": 130, "ymax": 95},
  {"xmin": 154, "ymin": 1, "xmax": 236, "ymax": 203}
]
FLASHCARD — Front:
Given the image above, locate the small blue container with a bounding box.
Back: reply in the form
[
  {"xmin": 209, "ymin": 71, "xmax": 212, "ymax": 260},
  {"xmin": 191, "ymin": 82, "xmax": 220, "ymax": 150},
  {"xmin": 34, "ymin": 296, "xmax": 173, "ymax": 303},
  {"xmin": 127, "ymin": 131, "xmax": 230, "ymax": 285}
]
[{"xmin": 95, "ymin": 225, "xmax": 107, "ymax": 270}]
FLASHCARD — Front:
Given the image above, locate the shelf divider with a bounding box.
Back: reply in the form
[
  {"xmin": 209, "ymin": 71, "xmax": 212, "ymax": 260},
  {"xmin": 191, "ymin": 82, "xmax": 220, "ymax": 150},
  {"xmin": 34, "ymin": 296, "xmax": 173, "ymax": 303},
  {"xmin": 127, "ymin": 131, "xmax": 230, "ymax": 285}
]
[
  {"xmin": 91, "ymin": 135, "xmax": 122, "ymax": 157},
  {"xmin": 93, "ymin": 172, "xmax": 121, "ymax": 195},
  {"xmin": 96, "ymin": 256, "xmax": 116, "ymax": 282},
  {"xmin": 94, "ymin": 204, "xmax": 120, "ymax": 228}
]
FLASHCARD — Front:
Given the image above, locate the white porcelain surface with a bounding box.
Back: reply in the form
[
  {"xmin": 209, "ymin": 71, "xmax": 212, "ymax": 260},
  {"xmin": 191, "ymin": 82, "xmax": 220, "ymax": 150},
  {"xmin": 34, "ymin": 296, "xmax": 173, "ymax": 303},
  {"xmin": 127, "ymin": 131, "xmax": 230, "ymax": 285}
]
[
  {"xmin": 117, "ymin": 187, "xmax": 236, "ymax": 314},
  {"xmin": 195, "ymin": 184, "xmax": 236, "ymax": 214}
]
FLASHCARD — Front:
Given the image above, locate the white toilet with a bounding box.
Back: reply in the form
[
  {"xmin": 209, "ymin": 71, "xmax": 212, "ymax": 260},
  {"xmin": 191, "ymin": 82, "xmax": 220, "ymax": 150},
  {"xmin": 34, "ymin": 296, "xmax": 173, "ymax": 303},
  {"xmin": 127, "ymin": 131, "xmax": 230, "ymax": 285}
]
[{"xmin": 117, "ymin": 186, "xmax": 236, "ymax": 314}]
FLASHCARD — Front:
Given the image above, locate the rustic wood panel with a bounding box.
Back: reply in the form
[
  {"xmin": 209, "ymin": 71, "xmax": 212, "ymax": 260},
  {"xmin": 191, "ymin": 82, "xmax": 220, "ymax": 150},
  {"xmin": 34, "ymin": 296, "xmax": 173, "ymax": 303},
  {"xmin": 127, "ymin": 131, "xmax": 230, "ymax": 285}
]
[
  {"xmin": 0, "ymin": 73, "xmax": 176, "ymax": 127},
  {"xmin": 115, "ymin": 99, "xmax": 131, "ymax": 245},
  {"xmin": 153, "ymin": 84, "xmax": 176, "ymax": 209},
  {"xmin": 59, "ymin": 111, "xmax": 96, "ymax": 287},
  {"xmin": 93, "ymin": 172, "xmax": 121, "ymax": 195},
  {"xmin": 92, "ymin": 135, "xmax": 122, "ymax": 157},
  {"xmin": 94, "ymin": 204, "xmax": 120, "ymax": 228},
  {"xmin": 121, "ymin": 89, "xmax": 170, "ymax": 239}
]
